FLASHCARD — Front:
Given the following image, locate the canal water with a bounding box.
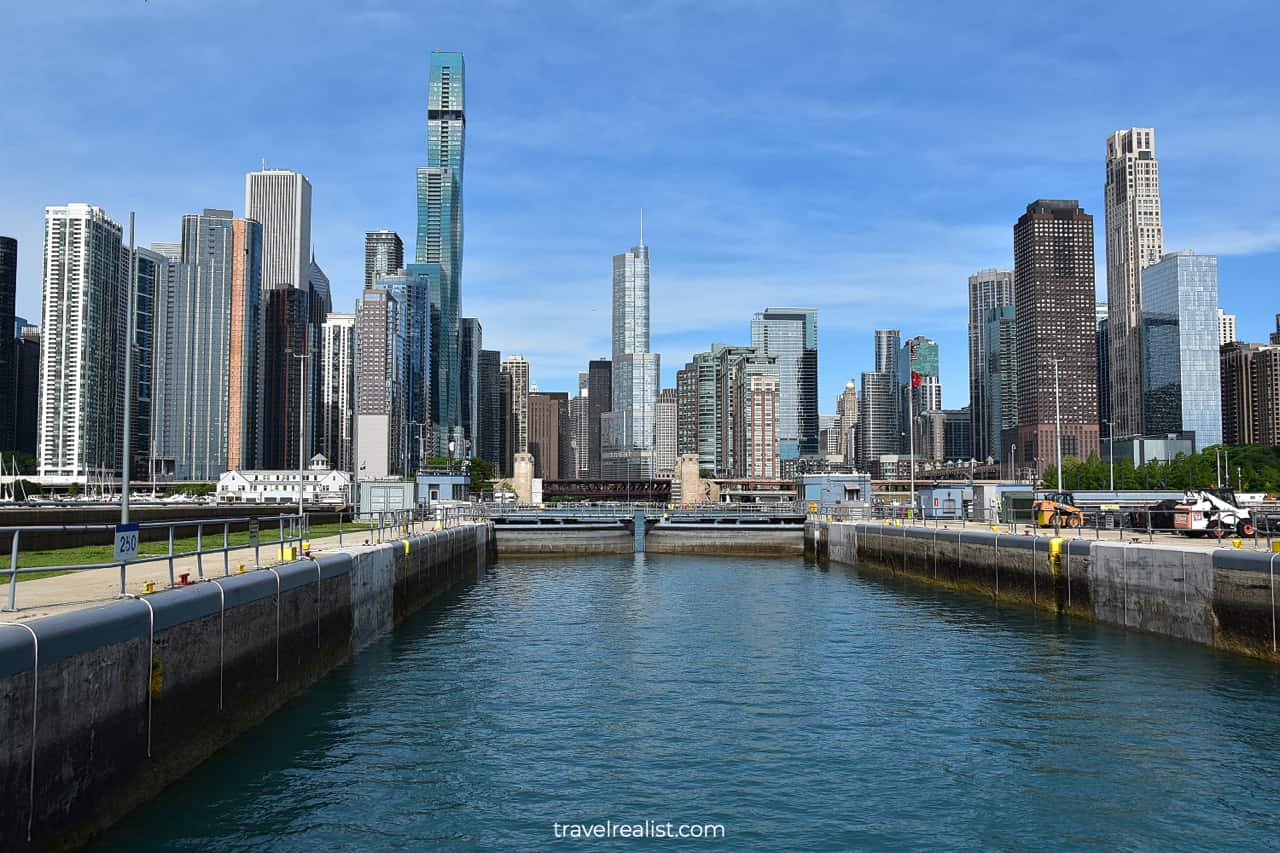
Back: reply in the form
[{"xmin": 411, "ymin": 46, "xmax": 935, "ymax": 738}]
[{"xmin": 95, "ymin": 554, "xmax": 1280, "ymax": 850}]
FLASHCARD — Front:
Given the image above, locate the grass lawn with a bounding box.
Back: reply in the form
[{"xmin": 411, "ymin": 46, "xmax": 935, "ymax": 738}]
[{"xmin": 2, "ymin": 519, "xmax": 395, "ymax": 581}]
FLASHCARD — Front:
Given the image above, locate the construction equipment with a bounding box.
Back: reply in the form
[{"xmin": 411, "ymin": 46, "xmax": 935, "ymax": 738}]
[
  {"xmin": 1172, "ymin": 489, "xmax": 1254, "ymax": 539},
  {"xmin": 1032, "ymin": 491, "xmax": 1085, "ymax": 529}
]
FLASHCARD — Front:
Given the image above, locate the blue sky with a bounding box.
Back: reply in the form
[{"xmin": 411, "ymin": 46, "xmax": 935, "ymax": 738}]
[{"xmin": 3, "ymin": 0, "xmax": 1278, "ymax": 412}]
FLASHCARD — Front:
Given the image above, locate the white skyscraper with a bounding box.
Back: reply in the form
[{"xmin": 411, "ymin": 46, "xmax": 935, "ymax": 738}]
[
  {"xmin": 654, "ymin": 388, "xmax": 678, "ymax": 475},
  {"xmin": 37, "ymin": 204, "xmax": 127, "ymax": 482},
  {"xmin": 1105, "ymin": 128, "xmax": 1164, "ymax": 437},
  {"xmin": 245, "ymin": 169, "xmax": 312, "ymax": 291},
  {"xmin": 320, "ymin": 312, "xmax": 356, "ymax": 473},
  {"xmin": 602, "ymin": 217, "xmax": 660, "ymax": 479},
  {"xmin": 502, "ymin": 355, "xmax": 530, "ymax": 456},
  {"xmin": 1217, "ymin": 308, "xmax": 1237, "ymax": 346}
]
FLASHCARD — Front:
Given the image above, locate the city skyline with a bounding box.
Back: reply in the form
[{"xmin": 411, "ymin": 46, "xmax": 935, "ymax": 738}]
[{"xmin": 2, "ymin": 4, "xmax": 1278, "ymax": 411}]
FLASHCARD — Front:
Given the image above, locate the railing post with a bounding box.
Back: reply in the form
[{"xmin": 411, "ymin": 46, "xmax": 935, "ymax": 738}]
[
  {"xmin": 5, "ymin": 529, "xmax": 20, "ymax": 612},
  {"xmin": 278, "ymin": 515, "xmax": 285, "ymax": 557},
  {"xmin": 339, "ymin": 511, "xmax": 344, "ymax": 545},
  {"xmin": 223, "ymin": 522, "xmax": 230, "ymax": 575},
  {"xmin": 196, "ymin": 523, "xmax": 204, "ymax": 579},
  {"xmin": 168, "ymin": 525, "xmax": 176, "ymax": 588}
]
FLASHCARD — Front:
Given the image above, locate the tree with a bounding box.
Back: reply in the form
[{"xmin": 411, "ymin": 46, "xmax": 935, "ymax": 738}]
[{"xmin": 469, "ymin": 458, "xmax": 495, "ymax": 495}]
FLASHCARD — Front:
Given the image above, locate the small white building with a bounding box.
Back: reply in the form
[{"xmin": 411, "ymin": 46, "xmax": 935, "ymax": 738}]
[{"xmin": 217, "ymin": 455, "xmax": 352, "ymax": 505}]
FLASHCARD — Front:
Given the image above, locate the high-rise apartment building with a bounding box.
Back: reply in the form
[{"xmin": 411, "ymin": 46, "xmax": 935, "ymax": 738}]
[
  {"xmin": 676, "ymin": 363, "xmax": 698, "ymax": 459},
  {"xmin": 1105, "ymin": 128, "xmax": 1164, "ymax": 438},
  {"xmin": 416, "ymin": 51, "xmax": 466, "ymax": 454},
  {"xmin": 13, "ymin": 323, "xmax": 39, "ymax": 455},
  {"xmin": 364, "ymin": 230, "xmax": 404, "ymax": 289},
  {"xmin": 1217, "ymin": 309, "xmax": 1237, "ymax": 346},
  {"xmin": 981, "ymin": 305, "xmax": 1018, "ymax": 462},
  {"xmin": 460, "ymin": 318, "xmax": 481, "ymax": 458},
  {"xmin": 1220, "ymin": 341, "xmax": 1280, "ymax": 447},
  {"xmin": 713, "ymin": 344, "xmax": 759, "ymax": 476},
  {"xmin": 152, "ymin": 210, "xmax": 262, "ymax": 480},
  {"xmin": 245, "ymin": 169, "xmax": 312, "ymax": 291},
  {"xmin": 528, "ymin": 391, "xmax": 570, "ymax": 479},
  {"xmin": 130, "ymin": 246, "xmax": 165, "ymax": 479},
  {"xmin": 1012, "ymin": 199, "xmax": 1100, "ymax": 471},
  {"xmin": 1271, "ymin": 315, "xmax": 1280, "ymax": 347},
  {"xmin": 899, "ymin": 336, "xmax": 941, "ymax": 455},
  {"xmin": 319, "ymin": 312, "xmax": 356, "ymax": 473},
  {"xmin": 836, "ymin": 380, "xmax": 858, "ymax": 463},
  {"xmin": 857, "ymin": 371, "xmax": 896, "ymax": 467},
  {"xmin": 967, "ymin": 268, "xmax": 1014, "ymax": 461},
  {"xmin": 1254, "ymin": 349, "xmax": 1280, "ymax": 446},
  {"xmin": 1140, "ymin": 252, "xmax": 1222, "ymax": 450},
  {"xmin": 379, "ymin": 269, "xmax": 432, "ymax": 469},
  {"xmin": 355, "ymin": 287, "xmax": 403, "ymax": 478},
  {"xmin": 477, "ymin": 349, "xmax": 502, "ymax": 470},
  {"xmin": 587, "ymin": 359, "xmax": 612, "ymax": 478},
  {"xmin": 737, "ymin": 374, "xmax": 780, "ymax": 479},
  {"xmin": 874, "ymin": 329, "xmax": 900, "ymax": 375},
  {"xmin": 501, "ymin": 355, "xmax": 530, "ymax": 463},
  {"xmin": 654, "ymin": 388, "xmax": 678, "ymax": 475},
  {"xmin": 570, "ymin": 373, "xmax": 590, "ymax": 479},
  {"xmin": 38, "ymin": 204, "xmax": 127, "ymax": 482},
  {"xmin": 1096, "ymin": 302, "xmax": 1111, "ymax": 429},
  {"xmin": 0, "ymin": 236, "xmax": 17, "ymax": 451},
  {"xmin": 751, "ymin": 307, "xmax": 818, "ymax": 459},
  {"xmin": 602, "ymin": 229, "xmax": 660, "ymax": 478},
  {"xmin": 261, "ymin": 287, "xmax": 314, "ymax": 471}
]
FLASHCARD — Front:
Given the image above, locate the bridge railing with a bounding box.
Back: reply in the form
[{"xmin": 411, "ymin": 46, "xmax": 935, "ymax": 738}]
[{"xmin": 476, "ymin": 501, "xmax": 803, "ymax": 518}]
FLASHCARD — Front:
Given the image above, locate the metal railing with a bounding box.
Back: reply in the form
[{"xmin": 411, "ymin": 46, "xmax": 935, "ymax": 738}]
[
  {"xmin": 818, "ymin": 503, "xmax": 1280, "ymax": 552},
  {"xmin": 1, "ymin": 504, "xmax": 485, "ymax": 612},
  {"xmin": 476, "ymin": 501, "xmax": 802, "ymax": 518}
]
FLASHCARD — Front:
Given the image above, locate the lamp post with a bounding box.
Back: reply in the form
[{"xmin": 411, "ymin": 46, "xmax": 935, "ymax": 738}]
[
  {"xmin": 291, "ymin": 349, "xmax": 311, "ymax": 525},
  {"xmin": 1105, "ymin": 420, "xmax": 1115, "ymax": 492}
]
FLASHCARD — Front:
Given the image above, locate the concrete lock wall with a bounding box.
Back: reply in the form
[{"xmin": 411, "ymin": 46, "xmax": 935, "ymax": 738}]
[
  {"xmin": 0, "ymin": 523, "xmax": 494, "ymax": 852},
  {"xmin": 811, "ymin": 521, "xmax": 1280, "ymax": 663}
]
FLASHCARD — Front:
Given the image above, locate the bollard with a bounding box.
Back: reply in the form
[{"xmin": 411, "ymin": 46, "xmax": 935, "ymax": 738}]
[
  {"xmin": 238, "ymin": 563, "xmax": 247, "ymax": 573},
  {"xmin": 144, "ymin": 581, "xmax": 155, "ymax": 594},
  {"xmin": 196, "ymin": 524, "xmax": 204, "ymax": 579},
  {"xmin": 5, "ymin": 529, "xmax": 20, "ymax": 612},
  {"xmin": 168, "ymin": 525, "xmax": 176, "ymax": 589}
]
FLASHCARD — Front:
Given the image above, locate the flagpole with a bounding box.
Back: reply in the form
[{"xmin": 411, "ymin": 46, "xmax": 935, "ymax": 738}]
[{"xmin": 908, "ymin": 370, "xmax": 915, "ymax": 522}]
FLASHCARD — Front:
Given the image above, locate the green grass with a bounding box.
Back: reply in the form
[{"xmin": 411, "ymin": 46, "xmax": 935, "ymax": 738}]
[{"xmin": 1, "ymin": 519, "xmax": 392, "ymax": 581}]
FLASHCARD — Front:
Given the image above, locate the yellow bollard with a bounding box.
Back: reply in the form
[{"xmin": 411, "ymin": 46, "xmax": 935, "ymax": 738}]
[
  {"xmin": 238, "ymin": 564, "xmax": 246, "ymax": 573},
  {"xmin": 302, "ymin": 540, "xmax": 311, "ymax": 551},
  {"xmin": 144, "ymin": 581, "xmax": 155, "ymax": 594},
  {"xmin": 1048, "ymin": 537, "xmax": 1063, "ymax": 576},
  {"xmin": 1272, "ymin": 541, "xmax": 1280, "ymax": 554},
  {"xmin": 404, "ymin": 540, "xmax": 411, "ymax": 556},
  {"xmin": 1232, "ymin": 539, "xmax": 1242, "ymax": 549}
]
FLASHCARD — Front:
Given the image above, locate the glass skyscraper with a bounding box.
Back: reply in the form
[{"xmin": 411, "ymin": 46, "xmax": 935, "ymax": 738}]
[
  {"xmin": 1141, "ymin": 251, "xmax": 1221, "ymax": 449},
  {"xmin": 602, "ymin": 229, "xmax": 660, "ymax": 479},
  {"xmin": 379, "ymin": 269, "xmax": 432, "ymax": 471},
  {"xmin": 750, "ymin": 307, "xmax": 818, "ymax": 459},
  {"xmin": 416, "ymin": 51, "xmax": 465, "ymax": 456}
]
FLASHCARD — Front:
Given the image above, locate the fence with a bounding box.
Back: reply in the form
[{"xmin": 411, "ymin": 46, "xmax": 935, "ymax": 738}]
[{"xmin": 1, "ymin": 504, "xmax": 482, "ymax": 612}]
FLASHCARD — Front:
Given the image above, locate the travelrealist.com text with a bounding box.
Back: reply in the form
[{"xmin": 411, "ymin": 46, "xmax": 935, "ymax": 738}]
[{"xmin": 553, "ymin": 820, "xmax": 726, "ymax": 840}]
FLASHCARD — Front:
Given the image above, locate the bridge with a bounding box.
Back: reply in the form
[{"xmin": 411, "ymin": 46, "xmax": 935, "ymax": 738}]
[{"xmin": 476, "ymin": 502, "xmax": 806, "ymax": 556}]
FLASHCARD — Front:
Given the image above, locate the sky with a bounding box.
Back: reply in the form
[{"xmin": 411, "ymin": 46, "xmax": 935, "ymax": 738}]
[{"xmin": 3, "ymin": 0, "xmax": 1278, "ymax": 413}]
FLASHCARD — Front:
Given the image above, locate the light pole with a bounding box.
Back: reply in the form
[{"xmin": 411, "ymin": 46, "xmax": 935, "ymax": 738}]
[
  {"xmin": 1052, "ymin": 357, "xmax": 1063, "ymax": 493},
  {"xmin": 291, "ymin": 349, "xmax": 311, "ymax": 525},
  {"xmin": 1105, "ymin": 420, "xmax": 1115, "ymax": 492}
]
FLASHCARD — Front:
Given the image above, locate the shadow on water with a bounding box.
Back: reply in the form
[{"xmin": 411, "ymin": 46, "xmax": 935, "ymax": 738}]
[{"xmin": 92, "ymin": 551, "xmax": 1280, "ymax": 852}]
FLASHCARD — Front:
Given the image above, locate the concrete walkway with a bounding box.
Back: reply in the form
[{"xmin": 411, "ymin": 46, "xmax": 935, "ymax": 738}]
[{"xmin": 2, "ymin": 527, "xmax": 418, "ymax": 621}]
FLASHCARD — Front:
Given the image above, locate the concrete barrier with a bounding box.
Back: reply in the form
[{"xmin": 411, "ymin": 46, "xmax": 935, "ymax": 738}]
[
  {"xmin": 0, "ymin": 523, "xmax": 493, "ymax": 852},
  {"xmin": 813, "ymin": 520, "xmax": 1280, "ymax": 663}
]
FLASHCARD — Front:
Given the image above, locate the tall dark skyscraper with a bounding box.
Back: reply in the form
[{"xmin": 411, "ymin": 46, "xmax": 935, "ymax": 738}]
[
  {"xmin": 0, "ymin": 236, "xmax": 16, "ymax": 451},
  {"xmin": 1012, "ymin": 199, "xmax": 1100, "ymax": 473},
  {"xmin": 587, "ymin": 359, "xmax": 612, "ymax": 478},
  {"xmin": 13, "ymin": 323, "xmax": 39, "ymax": 455},
  {"xmin": 477, "ymin": 349, "xmax": 501, "ymax": 469},
  {"xmin": 460, "ymin": 318, "xmax": 481, "ymax": 458},
  {"xmin": 262, "ymin": 287, "xmax": 313, "ymax": 470},
  {"xmin": 416, "ymin": 50, "xmax": 466, "ymax": 455},
  {"xmin": 364, "ymin": 230, "xmax": 404, "ymax": 289}
]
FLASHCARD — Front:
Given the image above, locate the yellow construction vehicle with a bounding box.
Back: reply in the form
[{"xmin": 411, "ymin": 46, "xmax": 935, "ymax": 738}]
[{"xmin": 1033, "ymin": 491, "xmax": 1085, "ymax": 529}]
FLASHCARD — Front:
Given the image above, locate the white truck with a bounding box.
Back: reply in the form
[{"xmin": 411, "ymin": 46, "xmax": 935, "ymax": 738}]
[{"xmin": 1172, "ymin": 489, "xmax": 1254, "ymax": 538}]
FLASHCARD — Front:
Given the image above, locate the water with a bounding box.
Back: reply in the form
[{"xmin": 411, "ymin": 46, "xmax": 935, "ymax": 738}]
[{"xmin": 95, "ymin": 554, "xmax": 1280, "ymax": 850}]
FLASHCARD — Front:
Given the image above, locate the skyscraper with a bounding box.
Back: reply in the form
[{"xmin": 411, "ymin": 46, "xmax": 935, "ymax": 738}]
[
  {"xmin": 751, "ymin": 307, "xmax": 819, "ymax": 459},
  {"xmin": 38, "ymin": 205, "xmax": 127, "ymax": 481},
  {"xmin": 364, "ymin": 230, "xmax": 404, "ymax": 289},
  {"xmin": 1096, "ymin": 302, "xmax": 1111, "ymax": 430},
  {"xmin": 0, "ymin": 236, "xmax": 16, "ymax": 451},
  {"xmin": 245, "ymin": 169, "xmax": 312, "ymax": 291},
  {"xmin": 676, "ymin": 363, "xmax": 698, "ymax": 458},
  {"xmin": 654, "ymin": 388, "xmax": 679, "ymax": 475},
  {"xmin": 1013, "ymin": 199, "xmax": 1100, "ymax": 471},
  {"xmin": 874, "ymin": 329, "xmax": 900, "ymax": 375},
  {"xmin": 899, "ymin": 336, "xmax": 941, "ymax": 455},
  {"xmin": 1220, "ymin": 342, "xmax": 1269, "ymax": 446},
  {"xmin": 587, "ymin": 359, "xmax": 612, "ymax": 478},
  {"xmin": 152, "ymin": 210, "xmax": 262, "ymax": 480},
  {"xmin": 570, "ymin": 373, "xmax": 590, "ymax": 479},
  {"xmin": 528, "ymin": 391, "xmax": 569, "ymax": 479},
  {"xmin": 967, "ymin": 269, "xmax": 1014, "ymax": 461},
  {"xmin": 477, "ymin": 349, "xmax": 501, "ymax": 470},
  {"xmin": 981, "ymin": 305, "xmax": 1018, "ymax": 462},
  {"xmin": 355, "ymin": 286, "xmax": 403, "ymax": 478},
  {"xmin": 1105, "ymin": 128, "xmax": 1164, "ymax": 438},
  {"xmin": 416, "ymin": 51, "xmax": 466, "ymax": 455},
  {"xmin": 1141, "ymin": 251, "xmax": 1222, "ymax": 449},
  {"xmin": 1217, "ymin": 309, "xmax": 1237, "ymax": 346},
  {"xmin": 836, "ymin": 380, "xmax": 858, "ymax": 463},
  {"xmin": 501, "ymin": 355, "xmax": 530, "ymax": 462},
  {"xmin": 13, "ymin": 323, "xmax": 39, "ymax": 455},
  {"xmin": 130, "ymin": 246, "xmax": 165, "ymax": 479},
  {"xmin": 319, "ymin": 312, "xmax": 356, "ymax": 472},
  {"xmin": 379, "ymin": 269, "xmax": 432, "ymax": 470},
  {"xmin": 460, "ymin": 317, "xmax": 481, "ymax": 458},
  {"xmin": 857, "ymin": 372, "xmax": 896, "ymax": 467},
  {"xmin": 602, "ymin": 225, "xmax": 660, "ymax": 478},
  {"xmin": 261, "ymin": 287, "xmax": 313, "ymax": 471},
  {"xmin": 730, "ymin": 356, "xmax": 781, "ymax": 479}
]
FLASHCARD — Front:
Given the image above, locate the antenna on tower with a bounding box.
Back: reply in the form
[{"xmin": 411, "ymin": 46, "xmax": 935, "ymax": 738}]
[
  {"xmin": 639, "ymin": 207, "xmax": 644, "ymax": 247},
  {"xmin": 261, "ymin": 157, "xmax": 266, "ymax": 171}
]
